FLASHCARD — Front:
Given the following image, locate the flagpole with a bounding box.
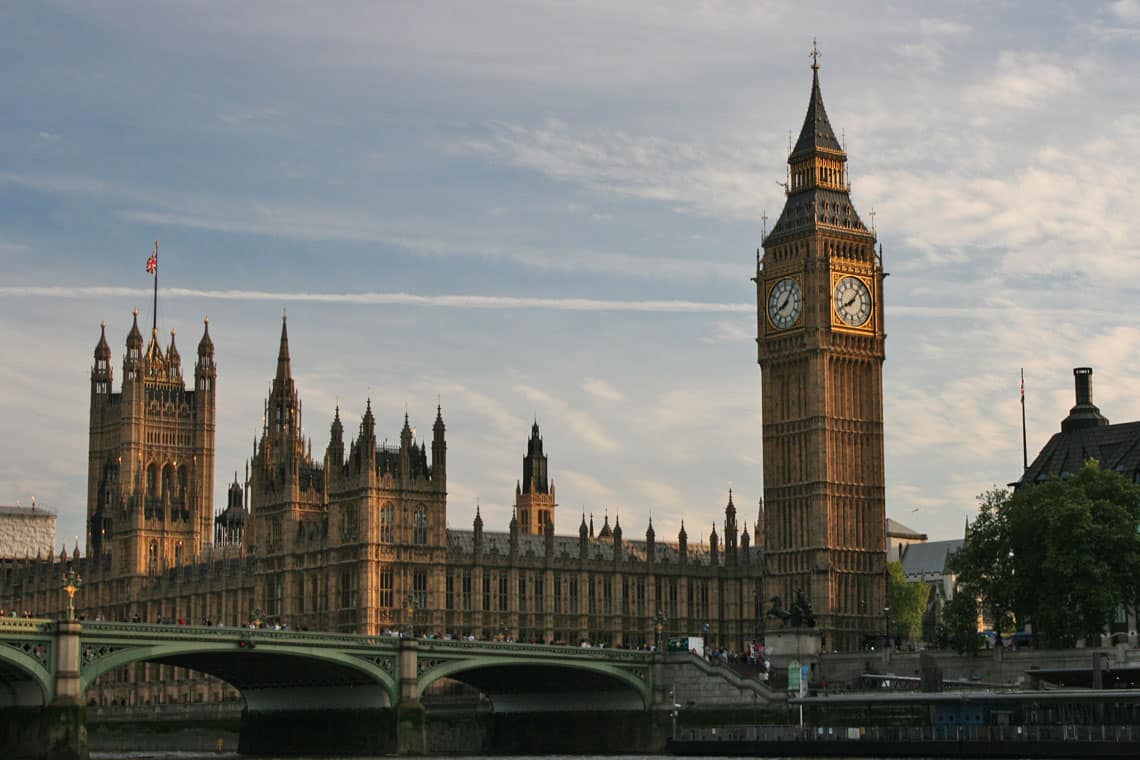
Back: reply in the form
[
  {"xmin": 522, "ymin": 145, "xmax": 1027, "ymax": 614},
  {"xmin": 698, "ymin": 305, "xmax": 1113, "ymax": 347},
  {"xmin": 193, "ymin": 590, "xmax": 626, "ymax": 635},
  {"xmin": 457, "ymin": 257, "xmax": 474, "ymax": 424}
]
[
  {"xmin": 151, "ymin": 239, "xmax": 158, "ymax": 330},
  {"xmin": 1020, "ymin": 368, "xmax": 1028, "ymax": 472}
]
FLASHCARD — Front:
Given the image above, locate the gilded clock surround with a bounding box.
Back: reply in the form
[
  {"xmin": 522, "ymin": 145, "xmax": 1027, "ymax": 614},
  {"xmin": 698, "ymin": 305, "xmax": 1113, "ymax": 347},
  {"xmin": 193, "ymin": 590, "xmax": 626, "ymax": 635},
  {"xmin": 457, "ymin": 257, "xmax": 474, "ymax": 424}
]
[
  {"xmin": 755, "ymin": 51, "xmax": 887, "ymax": 651},
  {"xmin": 830, "ymin": 273, "xmax": 874, "ymax": 330},
  {"xmin": 765, "ymin": 274, "xmax": 804, "ymax": 332}
]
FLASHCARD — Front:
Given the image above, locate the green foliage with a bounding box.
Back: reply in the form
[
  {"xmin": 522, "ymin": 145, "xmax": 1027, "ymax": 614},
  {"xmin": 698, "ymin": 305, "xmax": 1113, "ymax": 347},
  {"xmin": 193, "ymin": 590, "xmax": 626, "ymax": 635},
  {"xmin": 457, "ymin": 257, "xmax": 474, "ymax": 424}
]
[
  {"xmin": 949, "ymin": 461, "xmax": 1140, "ymax": 647},
  {"xmin": 887, "ymin": 560, "xmax": 929, "ymax": 644},
  {"xmin": 939, "ymin": 591, "xmax": 979, "ymax": 655}
]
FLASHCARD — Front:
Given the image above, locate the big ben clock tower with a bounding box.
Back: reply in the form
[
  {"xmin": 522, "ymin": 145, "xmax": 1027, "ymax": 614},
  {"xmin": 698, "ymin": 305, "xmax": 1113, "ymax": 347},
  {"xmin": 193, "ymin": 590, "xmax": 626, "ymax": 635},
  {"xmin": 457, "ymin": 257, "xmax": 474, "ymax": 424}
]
[{"xmin": 756, "ymin": 46, "xmax": 887, "ymax": 650}]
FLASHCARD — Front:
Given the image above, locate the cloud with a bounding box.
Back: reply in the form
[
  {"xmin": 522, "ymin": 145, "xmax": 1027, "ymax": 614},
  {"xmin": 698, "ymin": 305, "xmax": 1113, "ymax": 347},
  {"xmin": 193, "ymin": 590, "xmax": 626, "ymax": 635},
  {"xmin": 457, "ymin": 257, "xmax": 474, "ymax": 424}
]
[
  {"xmin": 38, "ymin": 131, "xmax": 62, "ymax": 141},
  {"xmin": 451, "ymin": 120, "xmax": 776, "ymax": 222},
  {"xmin": 581, "ymin": 377, "xmax": 622, "ymax": 401},
  {"xmin": 1110, "ymin": 0, "xmax": 1140, "ymax": 23},
  {"xmin": 967, "ymin": 51, "xmax": 1081, "ymax": 111},
  {"xmin": 514, "ymin": 384, "xmax": 620, "ymax": 453},
  {"xmin": 0, "ymin": 285, "xmax": 750, "ymax": 314}
]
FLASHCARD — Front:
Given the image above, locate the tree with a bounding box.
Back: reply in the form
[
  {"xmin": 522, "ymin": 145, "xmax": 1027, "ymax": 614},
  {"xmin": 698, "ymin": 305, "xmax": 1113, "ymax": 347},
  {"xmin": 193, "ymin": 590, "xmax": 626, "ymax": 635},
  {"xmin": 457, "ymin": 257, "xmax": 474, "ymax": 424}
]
[
  {"xmin": 887, "ymin": 560, "xmax": 929, "ymax": 646},
  {"xmin": 939, "ymin": 589, "xmax": 979, "ymax": 655},
  {"xmin": 949, "ymin": 461, "xmax": 1140, "ymax": 647}
]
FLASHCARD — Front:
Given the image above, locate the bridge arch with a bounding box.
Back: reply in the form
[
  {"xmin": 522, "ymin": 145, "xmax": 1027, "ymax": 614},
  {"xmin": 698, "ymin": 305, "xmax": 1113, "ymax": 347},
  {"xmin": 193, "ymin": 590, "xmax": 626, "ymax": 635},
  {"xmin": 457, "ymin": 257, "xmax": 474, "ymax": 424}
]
[
  {"xmin": 0, "ymin": 646, "xmax": 53, "ymax": 707},
  {"xmin": 419, "ymin": 656, "xmax": 651, "ymax": 712},
  {"xmin": 81, "ymin": 640, "xmax": 399, "ymax": 711}
]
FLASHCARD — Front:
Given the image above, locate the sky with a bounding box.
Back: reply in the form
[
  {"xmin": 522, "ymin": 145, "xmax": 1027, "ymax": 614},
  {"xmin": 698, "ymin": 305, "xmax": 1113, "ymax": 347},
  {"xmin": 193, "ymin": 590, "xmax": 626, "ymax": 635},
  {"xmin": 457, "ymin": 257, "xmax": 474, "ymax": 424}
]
[{"xmin": 3, "ymin": 1, "xmax": 1140, "ymax": 553}]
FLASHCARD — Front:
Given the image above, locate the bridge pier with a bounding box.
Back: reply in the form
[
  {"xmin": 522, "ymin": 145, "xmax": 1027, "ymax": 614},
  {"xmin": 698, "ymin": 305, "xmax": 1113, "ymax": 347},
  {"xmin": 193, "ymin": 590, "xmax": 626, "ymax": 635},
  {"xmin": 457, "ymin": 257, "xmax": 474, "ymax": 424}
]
[
  {"xmin": 0, "ymin": 621, "xmax": 88, "ymax": 760},
  {"xmin": 396, "ymin": 638, "xmax": 426, "ymax": 755}
]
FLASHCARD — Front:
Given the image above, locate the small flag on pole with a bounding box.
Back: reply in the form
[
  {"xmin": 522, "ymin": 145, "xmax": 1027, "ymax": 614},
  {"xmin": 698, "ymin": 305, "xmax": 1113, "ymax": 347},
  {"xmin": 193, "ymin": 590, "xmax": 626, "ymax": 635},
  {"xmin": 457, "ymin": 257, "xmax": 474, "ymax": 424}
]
[{"xmin": 146, "ymin": 242, "xmax": 158, "ymax": 275}]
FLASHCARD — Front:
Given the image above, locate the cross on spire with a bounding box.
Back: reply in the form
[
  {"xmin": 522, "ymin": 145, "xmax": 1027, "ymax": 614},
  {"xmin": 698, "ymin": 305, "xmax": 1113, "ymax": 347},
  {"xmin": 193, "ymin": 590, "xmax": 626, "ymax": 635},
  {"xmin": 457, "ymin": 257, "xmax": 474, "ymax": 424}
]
[
  {"xmin": 761, "ymin": 211, "xmax": 768, "ymax": 238},
  {"xmin": 869, "ymin": 207, "xmax": 877, "ymax": 232},
  {"xmin": 810, "ymin": 37, "xmax": 821, "ymax": 70}
]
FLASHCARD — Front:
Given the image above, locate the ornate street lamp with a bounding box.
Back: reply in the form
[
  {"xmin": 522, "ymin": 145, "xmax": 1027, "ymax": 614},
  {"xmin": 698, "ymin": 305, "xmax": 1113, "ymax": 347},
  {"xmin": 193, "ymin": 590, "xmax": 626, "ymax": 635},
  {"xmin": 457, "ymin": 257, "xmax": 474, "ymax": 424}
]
[
  {"xmin": 653, "ymin": 609, "xmax": 667, "ymax": 651},
  {"xmin": 404, "ymin": 593, "xmax": 417, "ymax": 638},
  {"xmin": 62, "ymin": 570, "xmax": 83, "ymax": 621},
  {"xmin": 248, "ymin": 608, "xmax": 263, "ymax": 629}
]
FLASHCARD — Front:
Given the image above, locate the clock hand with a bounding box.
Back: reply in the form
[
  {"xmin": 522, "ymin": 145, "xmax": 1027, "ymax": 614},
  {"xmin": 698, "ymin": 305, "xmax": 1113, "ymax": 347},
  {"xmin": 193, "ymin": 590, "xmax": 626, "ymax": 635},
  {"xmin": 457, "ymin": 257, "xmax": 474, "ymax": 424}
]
[
  {"xmin": 777, "ymin": 292, "xmax": 791, "ymax": 311},
  {"xmin": 843, "ymin": 293, "xmax": 857, "ymax": 308}
]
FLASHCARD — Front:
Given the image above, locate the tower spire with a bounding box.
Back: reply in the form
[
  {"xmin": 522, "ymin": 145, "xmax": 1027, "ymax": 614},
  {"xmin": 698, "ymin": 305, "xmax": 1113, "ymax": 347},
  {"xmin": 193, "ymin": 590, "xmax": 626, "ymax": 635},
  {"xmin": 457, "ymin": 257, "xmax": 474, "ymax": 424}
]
[{"xmin": 276, "ymin": 312, "xmax": 291, "ymax": 382}]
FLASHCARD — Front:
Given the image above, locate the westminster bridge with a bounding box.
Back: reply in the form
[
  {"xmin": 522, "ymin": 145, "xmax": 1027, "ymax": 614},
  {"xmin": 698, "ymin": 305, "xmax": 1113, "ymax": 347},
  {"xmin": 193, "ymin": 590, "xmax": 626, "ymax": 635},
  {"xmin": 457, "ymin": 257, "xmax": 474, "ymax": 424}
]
[{"xmin": 0, "ymin": 617, "xmax": 774, "ymax": 759}]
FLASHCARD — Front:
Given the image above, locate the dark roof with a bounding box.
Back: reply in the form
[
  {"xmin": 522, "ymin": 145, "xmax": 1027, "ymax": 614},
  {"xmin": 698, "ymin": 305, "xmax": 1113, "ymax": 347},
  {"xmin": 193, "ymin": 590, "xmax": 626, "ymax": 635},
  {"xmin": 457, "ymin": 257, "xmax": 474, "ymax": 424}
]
[
  {"xmin": 886, "ymin": 518, "xmax": 926, "ymax": 539},
  {"xmin": 792, "ymin": 68, "xmax": 843, "ymax": 156},
  {"xmin": 446, "ymin": 529, "xmax": 760, "ymax": 567},
  {"xmin": 900, "ymin": 539, "xmax": 963, "ymax": 581},
  {"xmin": 767, "ymin": 187, "xmax": 868, "ymax": 242},
  {"xmin": 1020, "ymin": 420, "xmax": 1140, "ymax": 485}
]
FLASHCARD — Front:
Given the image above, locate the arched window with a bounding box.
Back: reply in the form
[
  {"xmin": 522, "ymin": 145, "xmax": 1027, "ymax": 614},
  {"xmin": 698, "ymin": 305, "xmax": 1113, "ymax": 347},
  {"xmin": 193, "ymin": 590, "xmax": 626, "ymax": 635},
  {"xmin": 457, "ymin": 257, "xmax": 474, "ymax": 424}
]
[
  {"xmin": 174, "ymin": 541, "xmax": 183, "ymax": 567},
  {"xmin": 413, "ymin": 506, "xmax": 428, "ymax": 546},
  {"xmin": 380, "ymin": 504, "xmax": 394, "ymax": 543},
  {"xmin": 147, "ymin": 463, "xmax": 159, "ymax": 498},
  {"xmin": 148, "ymin": 540, "xmax": 158, "ymax": 575}
]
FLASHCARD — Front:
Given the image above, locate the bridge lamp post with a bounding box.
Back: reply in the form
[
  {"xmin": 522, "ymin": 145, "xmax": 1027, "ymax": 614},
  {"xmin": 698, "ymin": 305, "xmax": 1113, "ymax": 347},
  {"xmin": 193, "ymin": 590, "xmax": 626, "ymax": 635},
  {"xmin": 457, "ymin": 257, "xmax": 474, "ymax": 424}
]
[
  {"xmin": 62, "ymin": 570, "xmax": 83, "ymax": 621},
  {"xmin": 654, "ymin": 609, "xmax": 667, "ymax": 651},
  {"xmin": 248, "ymin": 608, "xmax": 263, "ymax": 629},
  {"xmin": 404, "ymin": 594, "xmax": 417, "ymax": 639}
]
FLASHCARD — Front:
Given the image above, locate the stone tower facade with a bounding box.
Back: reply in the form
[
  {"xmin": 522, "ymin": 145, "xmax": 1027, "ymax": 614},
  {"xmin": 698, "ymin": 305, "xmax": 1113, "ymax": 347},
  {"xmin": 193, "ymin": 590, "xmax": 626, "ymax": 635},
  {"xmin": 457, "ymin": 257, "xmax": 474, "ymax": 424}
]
[
  {"xmin": 514, "ymin": 421, "xmax": 557, "ymax": 535},
  {"xmin": 247, "ymin": 316, "xmax": 449, "ymax": 632},
  {"xmin": 756, "ymin": 55, "xmax": 887, "ymax": 650},
  {"xmin": 86, "ymin": 310, "xmax": 216, "ymax": 575}
]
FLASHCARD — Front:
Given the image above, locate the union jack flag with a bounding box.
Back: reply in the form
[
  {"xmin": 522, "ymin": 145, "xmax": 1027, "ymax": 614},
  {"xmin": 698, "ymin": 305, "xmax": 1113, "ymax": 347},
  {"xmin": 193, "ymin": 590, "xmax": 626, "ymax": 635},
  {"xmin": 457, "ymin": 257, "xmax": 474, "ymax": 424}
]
[{"xmin": 146, "ymin": 242, "xmax": 157, "ymax": 274}]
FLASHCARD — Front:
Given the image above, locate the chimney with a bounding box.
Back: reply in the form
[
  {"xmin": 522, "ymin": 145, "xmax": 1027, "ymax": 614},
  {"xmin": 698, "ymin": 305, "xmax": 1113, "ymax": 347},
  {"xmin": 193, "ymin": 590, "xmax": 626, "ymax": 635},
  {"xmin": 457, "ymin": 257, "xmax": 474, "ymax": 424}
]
[{"xmin": 1061, "ymin": 367, "xmax": 1109, "ymax": 432}]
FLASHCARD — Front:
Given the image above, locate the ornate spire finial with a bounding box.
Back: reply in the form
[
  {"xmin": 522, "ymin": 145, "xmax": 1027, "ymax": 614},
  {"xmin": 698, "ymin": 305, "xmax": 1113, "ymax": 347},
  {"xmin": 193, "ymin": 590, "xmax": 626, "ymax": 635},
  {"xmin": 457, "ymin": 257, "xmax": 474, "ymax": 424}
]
[{"xmin": 810, "ymin": 37, "xmax": 821, "ymax": 70}]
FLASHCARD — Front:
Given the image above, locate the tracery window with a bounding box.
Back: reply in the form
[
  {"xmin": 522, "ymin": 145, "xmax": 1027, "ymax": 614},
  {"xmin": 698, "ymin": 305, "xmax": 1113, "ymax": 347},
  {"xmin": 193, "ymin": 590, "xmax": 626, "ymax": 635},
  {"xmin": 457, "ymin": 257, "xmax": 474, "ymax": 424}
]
[
  {"xmin": 380, "ymin": 504, "xmax": 394, "ymax": 543},
  {"xmin": 413, "ymin": 506, "xmax": 428, "ymax": 545},
  {"xmin": 379, "ymin": 570, "xmax": 393, "ymax": 609}
]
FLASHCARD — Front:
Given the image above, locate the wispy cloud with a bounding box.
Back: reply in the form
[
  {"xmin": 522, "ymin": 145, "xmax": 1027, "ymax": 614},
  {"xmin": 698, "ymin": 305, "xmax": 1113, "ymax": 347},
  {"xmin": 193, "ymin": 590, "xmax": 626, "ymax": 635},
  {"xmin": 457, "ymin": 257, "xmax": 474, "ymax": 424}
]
[
  {"xmin": 514, "ymin": 383, "xmax": 620, "ymax": 453},
  {"xmin": 582, "ymin": 377, "xmax": 623, "ymax": 401},
  {"xmin": 0, "ymin": 285, "xmax": 750, "ymax": 313}
]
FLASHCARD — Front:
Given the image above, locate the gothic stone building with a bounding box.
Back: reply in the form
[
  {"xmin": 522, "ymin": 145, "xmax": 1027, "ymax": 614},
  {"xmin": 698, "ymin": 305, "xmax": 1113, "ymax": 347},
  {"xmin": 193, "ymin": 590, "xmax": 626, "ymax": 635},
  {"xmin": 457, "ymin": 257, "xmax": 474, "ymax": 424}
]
[{"xmin": 1, "ymin": 315, "xmax": 763, "ymax": 706}]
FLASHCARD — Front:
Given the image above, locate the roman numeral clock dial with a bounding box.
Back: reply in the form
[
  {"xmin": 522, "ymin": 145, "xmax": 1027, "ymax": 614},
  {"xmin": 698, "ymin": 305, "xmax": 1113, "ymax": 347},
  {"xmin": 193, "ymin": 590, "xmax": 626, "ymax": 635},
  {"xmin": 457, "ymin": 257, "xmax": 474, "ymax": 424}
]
[
  {"xmin": 833, "ymin": 275, "xmax": 872, "ymax": 327},
  {"xmin": 767, "ymin": 277, "xmax": 802, "ymax": 330}
]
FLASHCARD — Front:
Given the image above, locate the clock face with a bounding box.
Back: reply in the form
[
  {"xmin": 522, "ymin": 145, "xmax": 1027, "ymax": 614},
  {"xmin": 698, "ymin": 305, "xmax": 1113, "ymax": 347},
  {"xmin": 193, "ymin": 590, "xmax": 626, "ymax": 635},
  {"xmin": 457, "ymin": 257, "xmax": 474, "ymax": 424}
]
[
  {"xmin": 833, "ymin": 276, "xmax": 872, "ymax": 326},
  {"xmin": 767, "ymin": 277, "xmax": 802, "ymax": 330}
]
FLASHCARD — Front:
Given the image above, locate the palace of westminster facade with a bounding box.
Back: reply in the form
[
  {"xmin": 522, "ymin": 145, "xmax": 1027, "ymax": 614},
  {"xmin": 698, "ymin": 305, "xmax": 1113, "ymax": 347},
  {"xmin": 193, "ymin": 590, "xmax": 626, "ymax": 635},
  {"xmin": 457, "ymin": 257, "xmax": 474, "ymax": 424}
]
[{"xmin": 0, "ymin": 60, "xmax": 887, "ymax": 703}]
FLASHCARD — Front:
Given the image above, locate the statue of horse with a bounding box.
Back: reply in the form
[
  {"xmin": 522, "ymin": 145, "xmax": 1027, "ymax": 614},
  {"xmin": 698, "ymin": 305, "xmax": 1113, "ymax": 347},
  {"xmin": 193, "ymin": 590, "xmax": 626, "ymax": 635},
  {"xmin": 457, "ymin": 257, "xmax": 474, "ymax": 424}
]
[
  {"xmin": 789, "ymin": 589, "xmax": 816, "ymax": 628},
  {"xmin": 766, "ymin": 595, "xmax": 791, "ymax": 623}
]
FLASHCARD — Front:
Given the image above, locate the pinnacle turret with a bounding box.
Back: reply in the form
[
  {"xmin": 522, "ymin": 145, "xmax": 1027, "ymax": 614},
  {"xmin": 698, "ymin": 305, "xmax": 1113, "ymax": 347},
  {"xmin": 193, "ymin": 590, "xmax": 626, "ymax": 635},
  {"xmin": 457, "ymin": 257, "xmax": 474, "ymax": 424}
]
[
  {"xmin": 275, "ymin": 314, "xmax": 291, "ymax": 383},
  {"xmin": 197, "ymin": 317, "xmax": 214, "ymax": 357},
  {"xmin": 94, "ymin": 321, "xmax": 111, "ymax": 361}
]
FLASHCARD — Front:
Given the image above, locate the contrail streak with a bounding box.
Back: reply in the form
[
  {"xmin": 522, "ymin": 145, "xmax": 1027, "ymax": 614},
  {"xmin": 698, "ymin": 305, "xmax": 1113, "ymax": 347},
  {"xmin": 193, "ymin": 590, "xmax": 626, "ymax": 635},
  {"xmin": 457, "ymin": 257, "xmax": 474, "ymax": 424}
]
[{"xmin": 0, "ymin": 286, "xmax": 751, "ymax": 313}]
